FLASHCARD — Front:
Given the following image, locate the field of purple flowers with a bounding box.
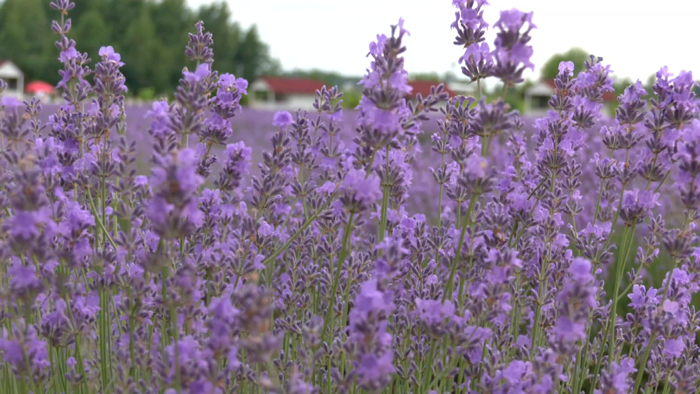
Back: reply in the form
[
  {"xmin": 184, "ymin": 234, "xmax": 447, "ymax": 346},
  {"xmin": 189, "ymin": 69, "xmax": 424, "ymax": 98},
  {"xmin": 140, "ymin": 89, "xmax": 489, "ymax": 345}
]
[{"xmin": 1, "ymin": 1, "xmax": 699, "ymax": 394}]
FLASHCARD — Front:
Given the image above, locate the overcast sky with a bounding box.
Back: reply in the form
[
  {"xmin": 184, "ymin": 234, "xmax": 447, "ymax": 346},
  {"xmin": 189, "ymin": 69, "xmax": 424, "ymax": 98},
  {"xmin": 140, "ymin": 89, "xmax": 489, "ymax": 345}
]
[{"xmin": 185, "ymin": 0, "xmax": 699, "ymax": 82}]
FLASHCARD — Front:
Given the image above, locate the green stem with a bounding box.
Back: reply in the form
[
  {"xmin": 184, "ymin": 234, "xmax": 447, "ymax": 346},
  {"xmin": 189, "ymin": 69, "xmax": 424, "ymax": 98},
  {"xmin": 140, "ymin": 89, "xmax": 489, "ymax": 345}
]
[
  {"xmin": 530, "ymin": 256, "xmax": 547, "ymax": 357},
  {"xmin": 86, "ymin": 189, "xmax": 118, "ymax": 250},
  {"xmin": 315, "ymin": 213, "xmax": 355, "ymax": 383},
  {"xmin": 421, "ymin": 341, "xmax": 437, "ymax": 392},
  {"xmin": 635, "ymin": 218, "xmax": 693, "ymax": 394},
  {"xmin": 590, "ymin": 226, "xmax": 632, "ymax": 391},
  {"xmin": 129, "ymin": 289, "xmax": 137, "ymax": 379},
  {"xmin": 633, "ymin": 332, "xmax": 654, "ymax": 393},
  {"xmin": 608, "ymin": 224, "xmax": 636, "ymax": 363},
  {"xmin": 592, "ymin": 150, "xmax": 616, "ymax": 226},
  {"xmin": 653, "ymin": 169, "xmax": 672, "ymax": 193},
  {"xmin": 160, "ymin": 264, "xmax": 182, "ymax": 391},
  {"xmin": 99, "ymin": 287, "xmax": 109, "ymax": 389},
  {"xmin": 437, "ymin": 152, "xmax": 446, "ymax": 228},
  {"xmin": 261, "ymin": 198, "xmax": 333, "ymax": 266},
  {"xmin": 64, "ymin": 300, "xmax": 88, "ymax": 393},
  {"xmin": 443, "ymin": 195, "xmax": 477, "ymax": 302},
  {"xmin": 169, "ymin": 304, "xmax": 181, "ymax": 391},
  {"xmin": 378, "ymin": 146, "xmax": 391, "ymax": 241},
  {"xmin": 633, "ymin": 216, "xmax": 689, "ymax": 393}
]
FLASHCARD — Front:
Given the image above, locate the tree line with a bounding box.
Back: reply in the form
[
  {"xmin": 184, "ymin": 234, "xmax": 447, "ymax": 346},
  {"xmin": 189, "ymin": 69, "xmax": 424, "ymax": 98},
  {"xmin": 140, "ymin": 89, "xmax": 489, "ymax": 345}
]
[{"xmin": 0, "ymin": 0, "xmax": 279, "ymax": 98}]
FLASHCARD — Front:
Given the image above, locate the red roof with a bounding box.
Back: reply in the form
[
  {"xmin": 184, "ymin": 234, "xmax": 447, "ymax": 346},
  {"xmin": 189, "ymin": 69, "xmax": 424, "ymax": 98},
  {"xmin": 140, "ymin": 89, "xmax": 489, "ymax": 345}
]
[
  {"xmin": 407, "ymin": 80, "xmax": 455, "ymax": 98},
  {"xmin": 260, "ymin": 76, "xmax": 325, "ymax": 95},
  {"xmin": 26, "ymin": 81, "xmax": 55, "ymax": 94},
  {"xmin": 544, "ymin": 79, "xmax": 617, "ymax": 102},
  {"xmin": 602, "ymin": 90, "xmax": 617, "ymax": 102}
]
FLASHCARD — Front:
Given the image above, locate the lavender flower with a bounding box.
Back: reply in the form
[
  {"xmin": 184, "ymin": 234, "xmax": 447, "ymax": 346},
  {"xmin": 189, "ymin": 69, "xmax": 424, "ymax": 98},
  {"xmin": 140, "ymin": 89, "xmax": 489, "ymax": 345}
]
[{"xmin": 0, "ymin": 2, "xmax": 698, "ymax": 394}]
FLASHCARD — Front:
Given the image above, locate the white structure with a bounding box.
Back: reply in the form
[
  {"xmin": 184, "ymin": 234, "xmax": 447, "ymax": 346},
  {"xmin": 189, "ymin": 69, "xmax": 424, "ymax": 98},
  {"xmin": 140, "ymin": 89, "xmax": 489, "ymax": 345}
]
[
  {"xmin": 0, "ymin": 60, "xmax": 24, "ymax": 100},
  {"xmin": 524, "ymin": 80, "xmax": 555, "ymax": 116},
  {"xmin": 340, "ymin": 79, "xmax": 359, "ymax": 94},
  {"xmin": 524, "ymin": 79, "xmax": 617, "ymax": 117},
  {"xmin": 249, "ymin": 76, "xmax": 325, "ymax": 110},
  {"xmin": 447, "ymin": 80, "xmax": 477, "ymax": 97}
]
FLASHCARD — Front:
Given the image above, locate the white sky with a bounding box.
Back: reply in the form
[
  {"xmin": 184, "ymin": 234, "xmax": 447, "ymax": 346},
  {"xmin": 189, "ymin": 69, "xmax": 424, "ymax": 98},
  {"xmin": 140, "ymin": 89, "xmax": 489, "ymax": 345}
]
[{"xmin": 186, "ymin": 0, "xmax": 700, "ymax": 82}]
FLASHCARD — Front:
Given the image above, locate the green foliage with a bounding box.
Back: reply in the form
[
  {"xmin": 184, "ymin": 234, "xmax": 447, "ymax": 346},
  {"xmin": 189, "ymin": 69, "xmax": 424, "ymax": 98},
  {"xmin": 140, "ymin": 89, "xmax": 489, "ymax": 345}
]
[
  {"xmin": 612, "ymin": 77, "xmax": 633, "ymax": 96},
  {"xmin": 645, "ymin": 73, "xmax": 656, "ymax": 91},
  {"xmin": 122, "ymin": 6, "xmax": 166, "ymax": 92},
  {"xmin": 540, "ymin": 47, "xmax": 589, "ymax": 81},
  {"xmin": 73, "ymin": 9, "xmax": 112, "ymax": 61},
  {"xmin": 504, "ymin": 86, "xmax": 526, "ymax": 113},
  {"xmin": 234, "ymin": 25, "xmax": 279, "ymax": 83},
  {"xmin": 0, "ymin": 0, "xmax": 54, "ymax": 83},
  {"xmin": 411, "ymin": 72, "xmax": 441, "ymax": 82},
  {"xmin": 0, "ymin": 0, "xmax": 276, "ymax": 95},
  {"xmin": 136, "ymin": 87, "xmax": 156, "ymax": 101},
  {"xmin": 197, "ymin": 2, "xmax": 240, "ymax": 78},
  {"xmin": 342, "ymin": 89, "xmax": 362, "ymax": 109},
  {"xmin": 283, "ymin": 69, "xmax": 346, "ymax": 87}
]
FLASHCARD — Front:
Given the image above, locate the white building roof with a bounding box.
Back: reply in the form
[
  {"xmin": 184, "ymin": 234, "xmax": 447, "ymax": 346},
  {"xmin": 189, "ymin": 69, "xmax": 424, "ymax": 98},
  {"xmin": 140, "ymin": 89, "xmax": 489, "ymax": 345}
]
[
  {"xmin": 0, "ymin": 60, "xmax": 23, "ymax": 79},
  {"xmin": 447, "ymin": 81, "xmax": 477, "ymax": 96},
  {"xmin": 525, "ymin": 81, "xmax": 555, "ymax": 97}
]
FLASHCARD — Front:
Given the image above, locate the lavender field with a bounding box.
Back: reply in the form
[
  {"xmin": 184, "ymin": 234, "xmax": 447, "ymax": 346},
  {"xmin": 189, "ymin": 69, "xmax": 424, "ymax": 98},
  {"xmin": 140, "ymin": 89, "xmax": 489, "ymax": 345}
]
[
  {"xmin": 1, "ymin": 1, "xmax": 700, "ymax": 394},
  {"xmin": 38, "ymin": 103, "xmax": 681, "ymax": 226}
]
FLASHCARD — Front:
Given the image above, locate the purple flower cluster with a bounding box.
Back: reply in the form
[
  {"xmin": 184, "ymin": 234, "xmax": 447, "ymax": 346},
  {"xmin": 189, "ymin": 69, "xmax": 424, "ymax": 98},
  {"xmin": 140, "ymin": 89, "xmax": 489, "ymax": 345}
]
[
  {"xmin": 452, "ymin": 1, "xmax": 535, "ymax": 90},
  {"xmin": 1, "ymin": 1, "xmax": 699, "ymax": 394}
]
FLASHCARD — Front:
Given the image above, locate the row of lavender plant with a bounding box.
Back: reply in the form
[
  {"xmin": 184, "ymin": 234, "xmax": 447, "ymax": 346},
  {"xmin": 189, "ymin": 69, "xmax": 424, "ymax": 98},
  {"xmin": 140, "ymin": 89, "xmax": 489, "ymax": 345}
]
[{"xmin": 1, "ymin": 0, "xmax": 699, "ymax": 393}]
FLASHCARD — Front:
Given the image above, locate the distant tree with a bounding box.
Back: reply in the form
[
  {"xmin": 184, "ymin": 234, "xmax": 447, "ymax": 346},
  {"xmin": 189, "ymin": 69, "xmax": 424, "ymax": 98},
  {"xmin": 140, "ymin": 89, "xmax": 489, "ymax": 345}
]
[
  {"xmin": 284, "ymin": 70, "xmax": 345, "ymax": 86},
  {"xmin": 0, "ymin": 0, "xmax": 278, "ymax": 95},
  {"xmin": 540, "ymin": 47, "xmax": 589, "ymax": 80},
  {"xmin": 411, "ymin": 72, "xmax": 441, "ymax": 81},
  {"xmin": 235, "ymin": 26, "xmax": 277, "ymax": 83},
  {"xmin": 197, "ymin": 2, "xmax": 240, "ymax": 75},
  {"xmin": 645, "ymin": 74, "xmax": 656, "ymax": 92},
  {"xmin": 72, "ymin": 9, "xmax": 112, "ymax": 62},
  {"xmin": 151, "ymin": 0, "xmax": 192, "ymax": 85},
  {"xmin": 101, "ymin": 0, "xmax": 146, "ymax": 44},
  {"xmin": 342, "ymin": 89, "xmax": 362, "ymax": 109},
  {"xmin": 443, "ymin": 71, "xmax": 459, "ymax": 83},
  {"xmin": 121, "ymin": 8, "xmax": 166, "ymax": 94},
  {"xmin": 152, "ymin": 0, "xmax": 192, "ymax": 49},
  {"xmin": 0, "ymin": 0, "xmax": 53, "ymax": 83},
  {"xmin": 612, "ymin": 77, "xmax": 633, "ymax": 96}
]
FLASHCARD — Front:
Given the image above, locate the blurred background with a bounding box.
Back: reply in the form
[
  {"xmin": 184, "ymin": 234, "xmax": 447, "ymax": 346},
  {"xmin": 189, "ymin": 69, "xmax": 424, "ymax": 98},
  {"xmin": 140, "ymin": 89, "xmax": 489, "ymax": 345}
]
[{"xmin": 1, "ymin": 0, "xmax": 700, "ymax": 115}]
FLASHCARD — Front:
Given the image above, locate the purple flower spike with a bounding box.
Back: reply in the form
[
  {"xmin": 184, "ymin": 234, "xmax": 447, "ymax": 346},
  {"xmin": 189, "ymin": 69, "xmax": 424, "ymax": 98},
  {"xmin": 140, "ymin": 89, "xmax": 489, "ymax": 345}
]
[
  {"xmin": 1, "ymin": 1, "xmax": 699, "ymax": 393},
  {"xmin": 272, "ymin": 111, "xmax": 294, "ymax": 127}
]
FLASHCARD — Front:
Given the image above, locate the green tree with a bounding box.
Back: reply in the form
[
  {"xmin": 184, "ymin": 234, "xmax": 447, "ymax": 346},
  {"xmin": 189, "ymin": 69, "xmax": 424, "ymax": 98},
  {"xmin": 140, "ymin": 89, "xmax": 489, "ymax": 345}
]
[
  {"xmin": 235, "ymin": 26, "xmax": 277, "ymax": 83},
  {"xmin": 443, "ymin": 71, "xmax": 459, "ymax": 83},
  {"xmin": 72, "ymin": 9, "xmax": 112, "ymax": 62},
  {"xmin": 197, "ymin": 2, "xmax": 240, "ymax": 75},
  {"xmin": 0, "ymin": 0, "xmax": 53, "ymax": 83},
  {"xmin": 540, "ymin": 47, "xmax": 589, "ymax": 81},
  {"xmin": 645, "ymin": 73, "xmax": 656, "ymax": 92},
  {"xmin": 0, "ymin": 0, "xmax": 279, "ymax": 95},
  {"xmin": 342, "ymin": 89, "xmax": 362, "ymax": 109},
  {"xmin": 120, "ymin": 7, "xmax": 165, "ymax": 94},
  {"xmin": 612, "ymin": 77, "xmax": 633, "ymax": 96},
  {"xmin": 151, "ymin": 0, "xmax": 192, "ymax": 88},
  {"xmin": 410, "ymin": 72, "xmax": 441, "ymax": 82},
  {"xmin": 101, "ymin": 0, "xmax": 145, "ymax": 43},
  {"xmin": 284, "ymin": 69, "xmax": 345, "ymax": 86},
  {"xmin": 152, "ymin": 0, "xmax": 192, "ymax": 49}
]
